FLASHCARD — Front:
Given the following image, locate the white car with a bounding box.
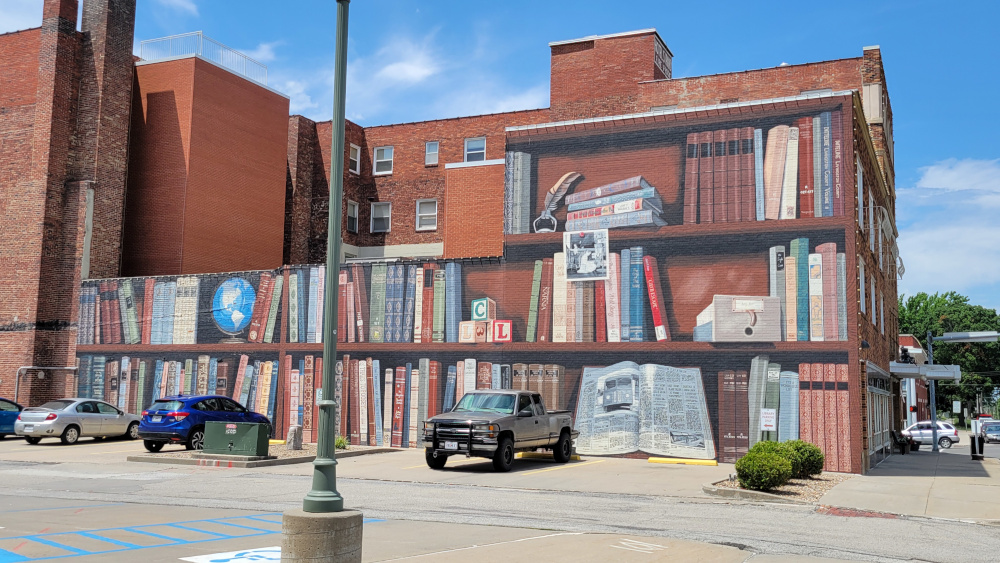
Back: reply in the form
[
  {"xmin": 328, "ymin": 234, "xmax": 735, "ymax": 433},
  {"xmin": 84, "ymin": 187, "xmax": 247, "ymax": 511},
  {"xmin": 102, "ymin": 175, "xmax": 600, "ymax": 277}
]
[
  {"xmin": 901, "ymin": 420, "xmax": 961, "ymax": 449},
  {"xmin": 15, "ymin": 398, "xmax": 141, "ymax": 445}
]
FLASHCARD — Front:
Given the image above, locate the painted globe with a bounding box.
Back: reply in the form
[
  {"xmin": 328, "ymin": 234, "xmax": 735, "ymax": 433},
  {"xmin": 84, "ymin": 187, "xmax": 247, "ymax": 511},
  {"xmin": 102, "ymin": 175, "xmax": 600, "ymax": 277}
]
[{"xmin": 212, "ymin": 278, "xmax": 256, "ymax": 335}]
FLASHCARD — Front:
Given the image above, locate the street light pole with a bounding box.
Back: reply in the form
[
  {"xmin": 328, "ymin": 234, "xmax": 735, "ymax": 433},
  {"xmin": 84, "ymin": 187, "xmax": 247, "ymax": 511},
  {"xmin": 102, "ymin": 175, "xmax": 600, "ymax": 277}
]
[
  {"xmin": 302, "ymin": 0, "xmax": 350, "ymax": 514},
  {"xmin": 927, "ymin": 330, "xmax": 939, "ymax": 452}
]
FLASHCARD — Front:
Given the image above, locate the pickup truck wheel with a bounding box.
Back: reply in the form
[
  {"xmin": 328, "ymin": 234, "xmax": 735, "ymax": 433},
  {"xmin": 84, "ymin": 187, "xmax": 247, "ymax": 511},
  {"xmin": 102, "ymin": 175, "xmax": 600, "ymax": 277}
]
[
  {"xmin": 492, "ymin": 436, "xmax": 514, "ymax": 472},
  {"xmin": 553, "ymin": 431, "xmax": 572, "ymax": 463},
  {"xmin": 425, "ymin": 449, "xmax": 447, "ymax": 469}
]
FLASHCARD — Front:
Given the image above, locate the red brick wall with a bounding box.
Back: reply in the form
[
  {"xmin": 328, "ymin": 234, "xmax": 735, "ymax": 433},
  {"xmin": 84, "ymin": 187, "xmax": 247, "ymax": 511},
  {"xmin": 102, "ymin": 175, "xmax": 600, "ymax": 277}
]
[
  {"xmin": 121, "ymin": 57, "xmax": 195, "ymax": 276},
  {"xmin": 638, "ymin": 58, "xmax": 864, "ymax": 111},
  {"xmin": 122, "ymin": 57, "xmax": 289, "ymax": 276},
  {"xmin": 183, "ymin": 58, "xmax": 289, "ymax": 274},
  {"xmin": 550, "ymin": 32, "xmax": 660, "ymax": 121},
  {"xmin": 442, "ymin": 163, "xmax": 506, "ymax": 258}
]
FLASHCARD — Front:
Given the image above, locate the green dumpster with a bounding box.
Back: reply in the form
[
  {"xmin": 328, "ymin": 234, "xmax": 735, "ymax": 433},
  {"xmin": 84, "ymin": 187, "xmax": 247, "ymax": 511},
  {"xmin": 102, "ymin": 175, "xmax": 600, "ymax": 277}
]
[{"xmin": 203, "ymin": 421, "xmax": 270, "ymax": 456}]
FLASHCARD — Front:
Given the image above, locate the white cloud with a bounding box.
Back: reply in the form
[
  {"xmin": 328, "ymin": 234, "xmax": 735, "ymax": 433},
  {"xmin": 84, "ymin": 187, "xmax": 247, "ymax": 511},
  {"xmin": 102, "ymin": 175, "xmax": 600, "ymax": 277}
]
[
  {"xmin": 897, "ymin": 158, "xmax": 1000, "ymax": 309},
  {"xmin": 243, "ymin": 41, "xmax": 281, "ymax": 64},
  {"xmin": 915, "ymin": 158, "xmax": 1000, "ymax": 192},
  {"xmin": 157, "ymin": 0, "xmax": 198, "ymax": 17},
  {"xmin": 0, "ymin": 0, "xmax": 41, "ymax": 34},
  {"xmin": 280, "ymin": 80, "xmax": 318, "ymax": 115}
]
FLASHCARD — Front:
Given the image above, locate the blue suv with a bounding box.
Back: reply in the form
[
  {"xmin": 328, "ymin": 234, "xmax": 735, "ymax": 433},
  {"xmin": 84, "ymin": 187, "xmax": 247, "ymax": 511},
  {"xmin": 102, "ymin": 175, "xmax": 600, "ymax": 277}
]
[{"xmin": 138, "ymin": 395, "xmax": 270, "ymax": 452}]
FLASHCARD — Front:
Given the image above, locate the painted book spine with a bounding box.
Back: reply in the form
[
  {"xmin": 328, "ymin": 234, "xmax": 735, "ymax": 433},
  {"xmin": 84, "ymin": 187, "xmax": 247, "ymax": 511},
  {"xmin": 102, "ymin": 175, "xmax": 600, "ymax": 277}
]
[
  {"xmin": 779, "ymin": 127, "xmax": 799, "ymax": 219},
  {"xmin": 683, "ymin": 133, "xmax": 699, "ymax": 224},
  {"xmin": 536, "ymin": 258, "xmax": 554, "ymax": 343},
  {"xmin": 566, "ymin": 187, "xmax": 660, "ymax": 212},
  {"xmin": 619, "ymin": 248, "xmax": 631, "ymax": 340},
  {"xmin": 794, "ymin": 237, "xmax": 810, "ymax": 341},
  {"xmin": 402, "ymin": 265, "xmax": 417, "ymax": 343},
  {"xmin": 643, "ymin": 255, "xmax": 670, "ymax": 341},
  {"xmin": 605, "ymin": 253, "xmax": 621, "ymax": 343},
  {"xmin": 820, "ymin": 111, "xmax": 833, "ymax": 217},
  {"xmin": 808, "ymin": 253, "xmax": 824, "ymax": 341},
  {"xmin": 837, "ymin": 253, "xmax": 848, "ymax": 341},
  {"xmin": 432, "ymin": 269, "xmax": 446, "ymax": 343},
  {"xmin": 629, "ymin": 246, "xmax": 645, "ymax": 342},
  {"xmin": 832, "ymin": 109, "xmax": 845, "ymax": 217},
  {"xmin": 753, "ymin": 128, "xmax": 765, "ymax": 220},
  {"xmin": 412, "ymin": 268, "xmax": 424, "ymax": 343},
  {"xmin": 368, "ymin": 264, "xmax": 387, "ymax": 343},
  {"xmin": 594, "ymin": 279, "xmax": 606, "ymax": 342},
  {"xmin": 551, "ymin": 253, "xmax": 567, "ymax": 343},
  {"xmin": 288, "ymin": 273, "xmax": 299, "ymax": 343},
  {"xmin": 526, "ymin": 259, "xmax": 543, "ymax": 342},
  {"xmin": 566, "ymin": 175, "xmax": 650, "ymax": 205},
  {"xmin": 263, "ymin": 275, "xmax": 283, "ymax": 344}
]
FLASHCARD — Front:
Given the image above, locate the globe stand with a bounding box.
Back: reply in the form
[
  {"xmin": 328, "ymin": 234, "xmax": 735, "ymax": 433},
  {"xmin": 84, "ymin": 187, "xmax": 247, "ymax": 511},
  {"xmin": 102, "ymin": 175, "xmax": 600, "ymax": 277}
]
[{"xmin": 219, "ymin": 337, "xmax": 246, "ymax": 344}]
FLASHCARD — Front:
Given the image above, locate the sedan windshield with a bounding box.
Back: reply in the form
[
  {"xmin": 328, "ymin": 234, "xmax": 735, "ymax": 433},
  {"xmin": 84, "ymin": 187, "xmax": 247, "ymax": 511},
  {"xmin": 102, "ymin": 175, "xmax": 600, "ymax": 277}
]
[
  {"xmin": 453, "ymin": 393, "xmax": 516, "ymax": 414},
  {"xmin": 36, "ymin": 400, "xmax": 75, "ymax": 410}
]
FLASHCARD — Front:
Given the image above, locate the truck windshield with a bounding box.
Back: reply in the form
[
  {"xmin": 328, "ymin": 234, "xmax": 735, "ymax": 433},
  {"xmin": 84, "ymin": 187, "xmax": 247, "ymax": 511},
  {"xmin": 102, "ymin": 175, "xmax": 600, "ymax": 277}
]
[{"xmin": 453, "ymin": 393, "xmax": 516, "ymax": 414}]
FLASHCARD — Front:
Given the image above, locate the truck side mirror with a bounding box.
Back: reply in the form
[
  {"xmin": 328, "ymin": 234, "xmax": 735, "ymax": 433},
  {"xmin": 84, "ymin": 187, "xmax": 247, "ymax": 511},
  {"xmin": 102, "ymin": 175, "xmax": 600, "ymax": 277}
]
[{"xmin": 518, "ymin": 409, "xmax": 532, "ymax": 418}]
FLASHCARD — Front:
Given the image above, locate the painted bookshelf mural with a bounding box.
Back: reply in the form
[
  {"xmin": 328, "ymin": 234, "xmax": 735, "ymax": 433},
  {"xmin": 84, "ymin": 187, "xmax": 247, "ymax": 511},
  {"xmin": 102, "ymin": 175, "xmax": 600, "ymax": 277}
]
[{"xmin": 75, "ymin": 95, "xmax": 861, "ymax": 471}]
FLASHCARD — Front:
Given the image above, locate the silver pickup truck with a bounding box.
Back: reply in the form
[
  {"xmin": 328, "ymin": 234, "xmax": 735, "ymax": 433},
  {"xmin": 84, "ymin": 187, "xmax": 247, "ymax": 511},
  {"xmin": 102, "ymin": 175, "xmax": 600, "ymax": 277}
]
[{"xmin": 422, "ymin": 389, "xmax": 578, "ymax": 472}]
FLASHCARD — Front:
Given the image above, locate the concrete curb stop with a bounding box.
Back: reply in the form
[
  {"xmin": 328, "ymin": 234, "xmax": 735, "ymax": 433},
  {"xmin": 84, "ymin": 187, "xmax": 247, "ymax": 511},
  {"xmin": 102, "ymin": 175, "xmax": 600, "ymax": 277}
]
[
  {"xmin": 126, "ymin": 447, "xmax": 398, "ymax": 468},
  {"xmin": 701, "ymin": 480, "xmax": 812, "ymax": 504}
]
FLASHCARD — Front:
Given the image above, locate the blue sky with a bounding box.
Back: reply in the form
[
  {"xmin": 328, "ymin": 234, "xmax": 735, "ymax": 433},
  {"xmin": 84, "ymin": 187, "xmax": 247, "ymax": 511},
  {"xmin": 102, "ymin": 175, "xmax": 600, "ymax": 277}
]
[{"xmin": 3, "ymin": 0, "xmax": 999, "ymax": 309}]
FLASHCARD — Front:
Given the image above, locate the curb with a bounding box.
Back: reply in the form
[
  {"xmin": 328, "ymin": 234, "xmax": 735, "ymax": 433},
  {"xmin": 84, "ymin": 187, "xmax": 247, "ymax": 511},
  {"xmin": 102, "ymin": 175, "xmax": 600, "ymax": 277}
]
[
  {"xmin": 127, "ymin": 447, "xmax": 398, "ymax": 468},
  {"xmin": 701, "ymin": 480, "xmax": 811, "ymax": 504}
]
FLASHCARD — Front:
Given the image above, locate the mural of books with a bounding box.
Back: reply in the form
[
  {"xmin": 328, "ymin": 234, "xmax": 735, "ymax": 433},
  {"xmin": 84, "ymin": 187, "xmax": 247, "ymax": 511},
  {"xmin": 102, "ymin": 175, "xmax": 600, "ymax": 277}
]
[
  {"xmin": 716, "ymin": 357, "xmax": 851, "ymax": 473},
  {"xmin": 334, "ymin": 355, "xmax": 564, "ymax": 449},
  {"xmin": 77, "ymin": 271, "xmax": 286, "ymax": 346},
  {"xmin": 504, "ymin": 110, "xmax": 845, "ymax": 234}
]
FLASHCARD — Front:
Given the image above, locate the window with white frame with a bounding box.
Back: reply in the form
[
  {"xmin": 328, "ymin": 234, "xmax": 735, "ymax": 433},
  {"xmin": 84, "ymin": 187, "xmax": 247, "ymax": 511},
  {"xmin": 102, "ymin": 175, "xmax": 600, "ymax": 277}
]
[
  {"xmin": 346, "ymin": 200, "xmax": 358, "ymax": 233},
  {"xmin": 880, "ymin": 293, "xmax": 885, "ymax": 334},
  {"xmin": 871, "ymin": 275, "xmax": 876, "ymax": 324},
  {"xmin": 349, "ymin": 144, "xmax": 360, "ymax": 174},
  {"xmin": 868, "ymin": 190, "xmax": 875, "ymax": 251},
  {"xmin": 464, "ymin": 137, "xmax": 486, "ymax": 162},
  {"xmin": 374, "ymin": 146, "xmax": 393, "ymax": 175},
  {"xmin": 415, "ymin": 199, "xmax": 437, "ymax": 231},
  {"xmin": 857, "ymin": 158, "xmax": 864, "ymax": 230},
  {"xmin": 425, "ymin": 141, "xmax": 439, "ymax": 166},
  {"xmin": 860, "ymin": 261, "xmax": 866, "ymax": 314},
  {"xmin": 371, "ymin": 202, "xmax": 391, "ymax": 232}
]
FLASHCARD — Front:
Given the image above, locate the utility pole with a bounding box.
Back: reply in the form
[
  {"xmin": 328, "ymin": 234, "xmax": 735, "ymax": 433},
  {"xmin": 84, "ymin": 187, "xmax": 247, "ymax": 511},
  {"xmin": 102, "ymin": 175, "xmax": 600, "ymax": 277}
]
[
  {"xmin": 927, "ymin": 330, "xmax": 940, "ymax": 452},
  {"xmin": 282, "ymin": 2, "xmax": 363, "ymax": 560}
]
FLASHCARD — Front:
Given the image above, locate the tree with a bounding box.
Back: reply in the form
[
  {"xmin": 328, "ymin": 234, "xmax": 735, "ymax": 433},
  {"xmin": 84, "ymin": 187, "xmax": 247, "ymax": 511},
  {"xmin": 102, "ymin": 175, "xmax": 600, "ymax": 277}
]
[{"xmin": 898, "ymin": 292, "xmax": 1000, "ymax": 425}]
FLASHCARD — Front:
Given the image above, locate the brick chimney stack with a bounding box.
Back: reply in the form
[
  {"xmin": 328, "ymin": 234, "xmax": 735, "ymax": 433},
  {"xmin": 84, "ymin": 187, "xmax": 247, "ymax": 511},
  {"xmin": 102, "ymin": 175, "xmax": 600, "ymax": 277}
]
[{"xmin": 548, "ymin": 29, "xmax": 672, "ymax": 120}]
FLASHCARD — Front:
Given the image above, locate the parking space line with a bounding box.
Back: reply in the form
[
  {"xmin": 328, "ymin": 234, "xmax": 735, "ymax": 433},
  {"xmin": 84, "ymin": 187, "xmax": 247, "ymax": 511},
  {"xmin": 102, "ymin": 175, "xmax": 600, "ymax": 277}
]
[
  {"xmin": 123, "ymin": 528, "xmax": 178, "ymax": 542},
  {"xmin": 209, "ymin": 521, "xmax": 274, "ymax": 534},
  {"xmin": 75, "ymin": 533, "xmax": 140, "ymax": 549},
  {"xmin": 24, "ymin": 537, "xmax": 89, "ymax": 555},
  {"xmin": 519, "ymin": 459, "xmax": 605, "ymax": 475},
  {"xmin": 166, "ymin": 524, "xmax": 230, "ymax": 538}
]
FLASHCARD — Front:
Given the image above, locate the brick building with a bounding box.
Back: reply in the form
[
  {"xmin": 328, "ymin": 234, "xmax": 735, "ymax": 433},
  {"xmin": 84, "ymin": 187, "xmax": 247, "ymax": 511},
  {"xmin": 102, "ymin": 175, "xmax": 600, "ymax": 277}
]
[{"xmin": 1, "ymin": 4, "xmax": 904, "ymax": 471}]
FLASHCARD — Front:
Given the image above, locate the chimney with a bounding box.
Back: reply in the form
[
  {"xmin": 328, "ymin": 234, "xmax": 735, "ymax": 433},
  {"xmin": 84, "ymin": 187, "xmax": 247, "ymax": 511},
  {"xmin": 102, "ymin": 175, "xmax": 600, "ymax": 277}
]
[
  {"xmin": 548, "ymin": 29, "xmax": 672, "ymax": 120},
  {"xmin": 43, "ymin": 0, "xmax": 78, "ymax": 27}
]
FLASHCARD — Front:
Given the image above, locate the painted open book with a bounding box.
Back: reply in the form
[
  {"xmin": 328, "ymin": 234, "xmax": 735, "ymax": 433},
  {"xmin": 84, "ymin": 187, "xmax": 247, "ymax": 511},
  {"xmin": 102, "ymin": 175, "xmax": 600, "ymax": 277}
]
[{"xmin": 574, "ymin": 361, "xmax": 716, "ymax": 459}]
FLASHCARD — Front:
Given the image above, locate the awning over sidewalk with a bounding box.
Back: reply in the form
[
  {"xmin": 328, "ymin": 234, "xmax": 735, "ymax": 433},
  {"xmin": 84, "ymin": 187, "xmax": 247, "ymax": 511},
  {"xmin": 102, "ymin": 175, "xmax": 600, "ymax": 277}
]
[{"xmin": 888, "ymin": 361, "xmax": 961, "ymax": 381}]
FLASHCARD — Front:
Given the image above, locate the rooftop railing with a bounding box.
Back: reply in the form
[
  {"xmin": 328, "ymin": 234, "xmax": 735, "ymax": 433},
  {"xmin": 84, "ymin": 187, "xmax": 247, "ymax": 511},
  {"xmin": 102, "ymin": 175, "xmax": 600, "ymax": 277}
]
[{"xmin": 139, "ymin": 31, "xmax": 268, "ymax": 86}]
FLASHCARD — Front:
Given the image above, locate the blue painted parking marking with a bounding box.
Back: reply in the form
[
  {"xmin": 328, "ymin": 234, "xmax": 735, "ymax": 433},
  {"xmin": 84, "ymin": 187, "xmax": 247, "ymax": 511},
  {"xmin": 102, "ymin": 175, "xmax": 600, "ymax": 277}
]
[{"xmin": 0, "ymin": 512, "xmax": 338, "ymax": 561}]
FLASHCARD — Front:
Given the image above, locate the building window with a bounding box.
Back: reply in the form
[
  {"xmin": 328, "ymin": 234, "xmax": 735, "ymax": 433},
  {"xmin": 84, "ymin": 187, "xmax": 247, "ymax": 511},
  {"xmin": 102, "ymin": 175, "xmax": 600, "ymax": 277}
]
[
  {"xmin": 871, "ymin": 275, "xmax": 876, "ymax": 324},
  {"xmin": 857, "ymin": 158, "xmax": 864, "ymax": 230},
  {"xmin": 346, "ymin": 200, "xmax": 358, "ymax": 233},
  {"xmin": 425, "ymin": 141, "xmax": 439, "ymax": 166},
  {"xmin": 415, "ymin": 199, "xmax": 437, "ymax": 231},
  {"xmin": 860, "ymin": 261, "xmax": 866, "ymax": 314},
  {"xmin": 349, "ymin": 144, "xmax": 360, "ymax": 174},
  {"xmin": 868, "ymin": 191, "xmax": 875, "ymax": 251},
  {"xmin": 374, "ymin": 146, "xmax": 393, "ymax": 175},
  {"xmin": 880, "ymin": 293, "xmax": 885, "ymax": 335},
  {"xmin": 464, "ymin": 137, "xmax": 486, "ymax": 162},
  {"xmin": 371, "ymin": 202, "xmax": 391, "ymax": 233}
]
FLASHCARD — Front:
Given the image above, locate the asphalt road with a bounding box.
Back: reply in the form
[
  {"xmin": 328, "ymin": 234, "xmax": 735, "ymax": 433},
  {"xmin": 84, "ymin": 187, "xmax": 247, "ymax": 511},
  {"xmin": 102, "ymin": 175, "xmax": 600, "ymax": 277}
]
[{"xmin": 1, "ymin": 437, "xmax": 998, "ymax": 562}]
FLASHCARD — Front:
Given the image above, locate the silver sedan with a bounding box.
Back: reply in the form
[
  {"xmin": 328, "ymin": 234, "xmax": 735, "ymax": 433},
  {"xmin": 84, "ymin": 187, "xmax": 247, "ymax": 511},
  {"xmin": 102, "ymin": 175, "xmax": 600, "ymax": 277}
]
[{"xmin": 15, "ymin": 398, "xmax": 141, "ymax": 445}]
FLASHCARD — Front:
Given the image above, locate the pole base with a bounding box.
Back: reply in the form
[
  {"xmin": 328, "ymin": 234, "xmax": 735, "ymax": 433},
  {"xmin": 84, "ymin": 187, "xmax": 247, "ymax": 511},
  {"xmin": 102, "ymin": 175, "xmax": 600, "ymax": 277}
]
[{"xmin": 281, "ymin": 508, "xmax": 363, "ymax": 562}]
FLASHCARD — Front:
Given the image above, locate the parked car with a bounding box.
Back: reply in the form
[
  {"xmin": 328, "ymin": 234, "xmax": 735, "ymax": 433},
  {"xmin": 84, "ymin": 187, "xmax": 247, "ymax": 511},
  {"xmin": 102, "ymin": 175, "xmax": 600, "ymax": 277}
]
[
  {"xmin": 0, "ymin": 397, "xmax": 24, "ymax": 439},
  {"xmin": 15, "ymin": 399, "xmax": 141, "ymax": 445},
  {"xmin": 981, "ymin": 422, "xmax": 1000, "ymax": 443},
  {"xmin": 422, "ymin": 389, "xmax": 578, "ymax": 472},
  {"xmin": 901, "ymin": 420, "xmax": 961, "ymax": 449},
  {"xmin": 138, "ymin": 395, "xmax": 270, "ymax": 452}
]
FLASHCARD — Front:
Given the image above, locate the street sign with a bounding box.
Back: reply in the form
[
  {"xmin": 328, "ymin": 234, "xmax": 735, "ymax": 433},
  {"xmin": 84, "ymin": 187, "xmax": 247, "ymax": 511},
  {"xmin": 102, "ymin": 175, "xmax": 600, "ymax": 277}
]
[{"xmin": 953, "ymin": 401, "xmax": 962, "ymax": 414}]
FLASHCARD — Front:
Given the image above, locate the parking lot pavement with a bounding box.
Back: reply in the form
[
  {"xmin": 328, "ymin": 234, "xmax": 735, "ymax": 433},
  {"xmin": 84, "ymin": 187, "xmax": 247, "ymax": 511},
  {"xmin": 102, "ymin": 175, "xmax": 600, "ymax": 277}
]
[
  {"xmin": 264, "ymin": 448, "xmax": 735, "ymax": 500},
  {"xmin": 0, "ymin": 501, "xmax": 853, "ymax": 562},
  {"xmin": 0, "ymin": 435, "xmax": 173, "ymax": 465}
]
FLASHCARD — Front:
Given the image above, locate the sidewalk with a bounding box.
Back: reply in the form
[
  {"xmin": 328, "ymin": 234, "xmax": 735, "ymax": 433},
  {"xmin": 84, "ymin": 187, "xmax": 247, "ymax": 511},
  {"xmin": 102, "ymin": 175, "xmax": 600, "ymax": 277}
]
[{"xmin": 819, "ymin": 446, "xmax": 1000, "ymax": 520}]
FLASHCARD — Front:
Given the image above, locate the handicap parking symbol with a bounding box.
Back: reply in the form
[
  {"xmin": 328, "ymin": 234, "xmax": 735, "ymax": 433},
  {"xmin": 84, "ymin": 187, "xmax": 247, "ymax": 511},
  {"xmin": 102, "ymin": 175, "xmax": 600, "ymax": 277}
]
[{"xmin": 181, "ymin": 546, "xmax": 280, "ymax": 563}]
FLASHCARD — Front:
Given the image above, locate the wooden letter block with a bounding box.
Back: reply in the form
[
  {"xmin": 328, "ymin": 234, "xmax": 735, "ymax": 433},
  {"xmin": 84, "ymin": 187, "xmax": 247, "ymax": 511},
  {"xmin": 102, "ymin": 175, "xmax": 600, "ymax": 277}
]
[
  {"xmin": 459, "ymin": 320, "xmax": 477, "ymax": 343},
  {"xmin": 471, "ymin": 297, "xmax": 496, "ymax": 321},
  {"xmin": 491, "ymin": 320, "xmax": 513, "ymax": 343},
  {"xmin": 474, "ymin": 321, "xmax": 488, "ymax": 343}
]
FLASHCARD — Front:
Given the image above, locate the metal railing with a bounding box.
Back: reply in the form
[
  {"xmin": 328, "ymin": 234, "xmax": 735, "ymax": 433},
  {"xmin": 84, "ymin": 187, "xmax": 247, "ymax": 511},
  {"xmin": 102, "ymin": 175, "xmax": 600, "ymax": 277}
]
[{"xmin": 139, "ymin": 31, "xmax": 268, "ymax": 86}]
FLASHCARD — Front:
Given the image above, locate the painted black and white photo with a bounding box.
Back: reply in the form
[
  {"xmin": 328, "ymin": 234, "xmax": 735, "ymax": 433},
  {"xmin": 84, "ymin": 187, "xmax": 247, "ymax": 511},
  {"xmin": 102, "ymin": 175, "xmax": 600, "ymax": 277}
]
[{"xmin": 563, "ymin": 229, "xmax": 609, "ymax": 281}]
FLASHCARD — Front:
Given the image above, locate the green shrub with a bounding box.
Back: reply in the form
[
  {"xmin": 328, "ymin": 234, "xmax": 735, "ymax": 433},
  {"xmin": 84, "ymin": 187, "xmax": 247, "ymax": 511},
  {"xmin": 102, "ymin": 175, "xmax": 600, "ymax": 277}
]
[
  {"xmin": 735, "ymin": 450, "xmax": 792, "ymax": 491},
  {"xmin": 786, "ymin": 440, "xmax": 824, "ymax": 477},
  {"xmin": 749, "ymin": 441, "xmax": 802, "ymax": 478},
  {"xmin": 335, "ymin": 435, "xmax": 349, "ymax": 450}
]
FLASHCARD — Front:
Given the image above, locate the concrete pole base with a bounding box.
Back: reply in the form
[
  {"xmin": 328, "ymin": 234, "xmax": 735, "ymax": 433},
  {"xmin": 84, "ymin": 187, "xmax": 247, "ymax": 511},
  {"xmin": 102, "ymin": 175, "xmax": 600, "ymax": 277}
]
[{"xmin": 281, "ymin": 508, "xmax": 363, "ymax": 562}]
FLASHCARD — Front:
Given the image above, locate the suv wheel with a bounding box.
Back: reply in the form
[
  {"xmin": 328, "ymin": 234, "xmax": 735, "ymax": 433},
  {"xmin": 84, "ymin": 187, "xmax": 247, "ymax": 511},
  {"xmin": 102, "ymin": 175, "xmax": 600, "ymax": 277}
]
[
  {"xmin": 186, "ymin": 427, "xmax": 205, "ymax": 451},
  {"xmin": 553, "ymin": 431, "xmax": 572, "ymax": 463},
  {"xmin": 425, "ymin": 449, "xmax": 447, "ymax": 469},
  {"xmin": 144, "ymin": 440, "xmax": 164, "ymax": 453},
  {"xmin": 492, "ymin": 436, "xmax": 514, "ymax": 472},
  {"xmin": 938, "ymin": 437, "xmax": 953, "ymax": 449}
]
